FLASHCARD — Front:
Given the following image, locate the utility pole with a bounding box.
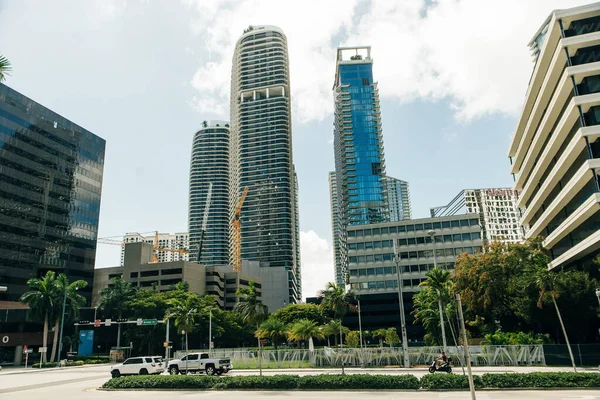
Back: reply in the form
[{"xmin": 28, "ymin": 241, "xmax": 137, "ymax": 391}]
[
  {"xmin": 393, "ymin": 241, "xmax": 410, "ymax": 368},
  {"xmin": 456, "ymin": 294, "xmax": 476, "ymax": 400},
  {"xmin": 165, "ymin": 319, "xmax": 170, "ymax": 361},
  {"xmin": 208, "ymin": 308, "xmax": 212, "ymax": 356}
]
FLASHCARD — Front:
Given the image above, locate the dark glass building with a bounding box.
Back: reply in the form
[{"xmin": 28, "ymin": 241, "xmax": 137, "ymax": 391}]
[{"xmin": 0, "ymin": 84, "xmax": 105, "ymax": 302}]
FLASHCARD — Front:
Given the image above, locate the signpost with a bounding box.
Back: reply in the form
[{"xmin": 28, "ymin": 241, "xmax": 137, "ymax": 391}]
[
  {"xmin": 23, "ymin": 345, "xmax": 30, "ymax": 368},
  {"xmin": 38, "ymin": 347, "xmax": 46, "ymax": 368},
  {"xmin": 142, "ymin": 319, "xmax": 157, "ymax": 326},
  {"xmin": 105, "ymin": 319, "xmax": 112, "ymax": 327}
]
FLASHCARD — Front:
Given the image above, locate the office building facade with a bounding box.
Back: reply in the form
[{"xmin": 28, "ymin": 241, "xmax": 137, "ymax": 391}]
[
  {"xmin": 121, "ymin": 232, "xmax": 189, "ymax": 265},
  {"xmin": 0, "ymin": 84, "xmax": 105, "ymax": 302},
  {"xmin": 431, "ymin": 188, "xmax": 524, "ymax": 243},
  {"xmin": 344, "ymin": 215, "xmax": 483, "ymax": 337},
  {"xmin": 230, "ymin": 25, "xmax": 300, "ymax": 302},
  {"xmin": 384, "ymin": 176, "xmax": 411, "ymax": 222},
  {"xmin": 188, "ymin": 120, "xmax": 229, "ymax": 266},
  {"xmin": 508, "ymin": 3, "xmax": 600, "ymax": 269}
]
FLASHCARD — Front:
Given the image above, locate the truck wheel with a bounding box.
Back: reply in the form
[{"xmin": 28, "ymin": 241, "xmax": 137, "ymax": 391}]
[
  {"xmin": 111, "ymin": 370, "xmax": 121, "ymax": 378},
  {"xmin": 169, "ymin": 366, "xmax": 179, "ymax": 375},
  {"xmin": 205, "ymin": 365, "xmax": 216, "ymax": 376},
  {"xmin": 139, "ymin": 368, "xmax": 148, "ymax": 375}
]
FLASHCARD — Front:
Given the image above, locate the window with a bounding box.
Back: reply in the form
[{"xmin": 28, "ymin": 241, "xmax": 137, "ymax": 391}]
[
  {"xmin": 444, "ymin": 234, "xmax": 452, "ymax": 242},
  {"xmin": 416, "ymin": 237, "xmax": 425, "ymax": 244},
  {"xmin": 130, "ymin": 272, "xmax": 138, "ymax": 278},
  {"xmin": 373, "ymin": 241, "xmax": 382, "ymax": 248},
  {"xmin": 363, "ymin": 229, "xmax": 372, "ymax": 236},
  {"xmin": 358, "ymin": 256, "xmax": 366, "ymax": 263},
  {"xmin": 386, "ymin": 280, "xmax": 397, "ymax": 288},
  {"xmin": 350, "ymin": 270, "xmax": 358, "ymax": 276},
  {"xmin": 414, "ymin": 224, "xmax": 423, "ymax": 231},
  {"xmin": 383, "ymin": 253, "xmax": 392, "ymax": 261},
  {"xmin": 124, "ymin": 358, "xmax": 142, "ymax": 365},
  {"xmin": 374, "ymin": 254, "xmax": 383, "ymax": 262},
  {"xmin": 376, "ymin": 281, "xmax": 385, "ymax": 289},
  {"xmin": 469, "ymin": 219, "xmax": 479, "ymax": 226},
  {"xmin": 442, "ymin": 221, "xmax": 450, "ymax": 228},
  {"xmin": 200, "ymin": 354, "xmax": 209, "ymax": 359},
  {"xmin": 357, "ymin": 243, "xmax": 365, "ymax": 250},
  {"xmin": 372, "ymin": 228, "xmax": 380, "ymax": 235},
  {"xmin": 359, "ymin": 269, "xmax": 367, "ymax": 276},
  {"xmin": 362, "ymin": 77, "xmax": 370, "ymax": 85},
  {"xmin": 187, "ymin": 354, "xmax": 199, "ymax": 361},
  {"xmin": 433, "ymin": 222, "xmax": 441, "ymax": 229},
  {"xmin": 350, "ymin": 256, "xmax": 357, "ymax": 263},
  {"xmin": 145, "ymin": 357, "xmax": 153, "ymax": 363},
  {"xmin": 366, "ymin": 255, "xmax": 374, "ymax": 262},
  {"xmin": 389, "ymin": 226, "xmax": 398, "ymax": 234},
  {"xmin": 349, "ymin": 243, "xmax": 357, "ymax": 250},
  {"xmin": 380, "ymin": 227, "xmax": 389, "ymax": 235},
  {"xmin": 368, "ymin": 282, "xmax": 377, "ymax": 289},
  {"xmin": 398, "ymin": 238, "xmax": 407, "ymax": 246},
  {"xmin": 397, "ymin": 226, "xmax": 405, "ymax": 233},
  {"xmin": 423, "ymin": 223, "xmax": 432, "ymax": 230},
  {"xmin": 348, "ymin": 231, "xmax": 356, "ymax": 237},
  {"xmin": 384, "ymin": 266, "xmax": 392, "ymax": 274},
  {"xmin": 462, "ymin": 233, "xmax": 471, "ymax": 241},
  {"xmin": 451, "ymin": 220, "xmax": 460, "ymax": 228},
  {"xmin": 365, "ymin": 242, "xmax": 373, "ymax": 249},
  {"xmin": 406, "ymin": 225, "xmax": 414, "ymax": 232},
  {"xmin": 355, "ymin": 230, "xmax": 363, "ymax": 237},
  {"xmin": 376, "ymin": 267, "xmax": 384, "ymax": 275},
  {"xmin": 453, "ymin": 234, "xmax": 462, "ymax": 241},
  {"xmin": 407, "ymin": 238, "xmax": 416, "ymax": 245},
  {"xmin": 472, "ymin": 232, "xmax": 481, "ymax": 240},
  {"xmin": 460, "ymin": 219, "xmax": 469, "ymax": 227}
]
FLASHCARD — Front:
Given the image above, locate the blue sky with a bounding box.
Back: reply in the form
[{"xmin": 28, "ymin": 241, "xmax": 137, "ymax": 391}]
[{"xmin": 0, "ymin": 0, "xmax": 588, "ymax": 299}]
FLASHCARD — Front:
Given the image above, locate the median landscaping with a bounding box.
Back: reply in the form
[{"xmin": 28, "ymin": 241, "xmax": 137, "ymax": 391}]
[{"xmin": 102, "ymin": 372, "xmax": 600, "ymax": 390}]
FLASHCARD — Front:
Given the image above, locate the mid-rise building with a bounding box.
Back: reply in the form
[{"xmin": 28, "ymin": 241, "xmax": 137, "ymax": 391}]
[
  {"xmin": 229, "ymin": 25, "xmax": 300, "ymax": 303},
  {"xmin": 384, "ymin": 176, "xmax": 411, "ymax": 222},
  {"xmin": 0, "ymin": 84, "xmax": 105, "ymax": 302},
  {"xmin": 430, "ymin": 188, "xmax": 524, "ymax": 243},
  {"xmin": 121, "ymin": 232, "xmax": 189, "ymax": 265},
  {"xmin": 344, "ymin": 215, "xmax": 483, "ymax": 337},
  {"xmin": 508, "ymin": 3, "xmax": 600, "ymax": 269},
  {"xmin": 188, "ymin": 120, "xmax": 230, "ymax": 266}
]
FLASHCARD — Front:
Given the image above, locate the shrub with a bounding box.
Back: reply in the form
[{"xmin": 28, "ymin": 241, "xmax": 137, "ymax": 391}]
[
  {"xmin": 419, "ymin": 373, "xmax": 483, "ymax": 390},
  {"xmin": 298, "ymin": 374, "xmax": 419, "ymax": 390},
  {"xmin": 31, "ymin": 360, "xmax": 84, "ymax": 368},
  {"xmin": 482, "ymin": 330, "xmax": 552, "ymax": 345},
  {"xmin": 482, "ymin": 372, "xmax": 600, "ymax": 388}
]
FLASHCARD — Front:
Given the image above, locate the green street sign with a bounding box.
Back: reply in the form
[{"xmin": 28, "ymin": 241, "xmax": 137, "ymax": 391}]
[{"xmin": 142, "ymin": 319, "xmax": 157, "ymax": 326}]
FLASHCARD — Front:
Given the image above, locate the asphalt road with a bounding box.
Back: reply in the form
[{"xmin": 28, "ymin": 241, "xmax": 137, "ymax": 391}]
[{"xmin": 1, "ymin": 364, "xmax": 600, "ymax": 399}]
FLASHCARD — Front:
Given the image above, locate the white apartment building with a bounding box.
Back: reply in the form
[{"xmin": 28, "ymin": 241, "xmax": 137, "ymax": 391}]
[
  {"xmin": 509, "ymin": 3, "xmax": 600, "ymax": 270},
  {"xmin": 120, "ymin": 232, "xmax": 189, "ymax": 265}
]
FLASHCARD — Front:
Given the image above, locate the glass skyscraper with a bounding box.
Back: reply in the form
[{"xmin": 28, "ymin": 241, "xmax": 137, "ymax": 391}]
[
  {"xmin": 0, "ymin": 84, "xmax": 105, "ymax": 302},
  {"xmin": 188, "ymin": 120, "xmax": 230, "ymax": 266},
  {"xmin": 230, "ymin": 25, "xmax": 300, "ymax": 303}
]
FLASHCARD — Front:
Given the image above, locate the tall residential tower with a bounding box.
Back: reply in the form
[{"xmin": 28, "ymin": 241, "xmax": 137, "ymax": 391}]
[
  {"xmin": 230, "ymin": 26, "xmax": 300, "ymax": 303},
  {"xmin": 188, "ymin": 121, "xmax": 230, "ymax": 266},
  {"xmin": 384, "ymin": 176, "xmax": 411, "ymax": 222}
]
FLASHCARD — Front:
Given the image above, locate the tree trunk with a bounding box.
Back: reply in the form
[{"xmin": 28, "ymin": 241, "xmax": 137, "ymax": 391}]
[
  {"xmin": 42, "ymin": 311, "xmax": 49, "ymax": 363},
  {"xmin": 50, "ymin": 319, "xmax": 59, "ymax": 362},
  {"xmin": 257, "ymin": 324, "xmax": 262, "ymax": 376},
  {"xmin": 552, "ymin": 295, "xmax": 576, "ymax": 372},
  {"xmin": 437, "ymin": 293, "xmax": 448, "ymax": 353},
  {"xmin": 116, "ymin": 311, "xmax": 122, "ymax": 348},
  {"xmin": 339, "ymin": 324, "xmax": 343, "ymax": 348},
  {"xmin": 327, "ymin": 337, "xmax": 331, "ymax": 347},
  {"xmin": 334, "ymin": 334, "xmax": 338, "ymax": 347},
  {"xmin": 379, "ymin": 339, "xmax": 383, "ymax": 348}
]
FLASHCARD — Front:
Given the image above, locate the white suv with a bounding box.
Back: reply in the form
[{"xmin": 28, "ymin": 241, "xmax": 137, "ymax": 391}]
[{"xmin": 110, "ymin": 356, "xmax": 165, "ymax": 378}]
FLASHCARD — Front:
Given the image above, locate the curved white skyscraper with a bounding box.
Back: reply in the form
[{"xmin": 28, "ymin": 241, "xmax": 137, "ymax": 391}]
[
  {"xmin": 230, "ymin": 25, "xmax": 300, "ymax": 303},
  {"xmin": 188, "ymin": 120, "xmax": 230, "ymax": 266}
]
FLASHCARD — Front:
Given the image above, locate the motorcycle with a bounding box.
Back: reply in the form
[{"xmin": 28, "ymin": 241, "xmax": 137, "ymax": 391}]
[{"xmin": 428, "ymin": 357, "xmax": 452, "ymax": 373}]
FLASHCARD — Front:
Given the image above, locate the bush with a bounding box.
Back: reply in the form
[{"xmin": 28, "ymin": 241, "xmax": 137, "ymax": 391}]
[
  {"xmin": 482, "ymin": 372, "xmax": 600, "ymax": 388},
  {"xmin": 419, "ymin": 373, "xmax": 483, "ymax": 390},
  {"xmin": 104, "ymin": 375, "xmax": 219, "ymax": 389},
  {"xmin": 298, "ymin": 374, "xmax": 419, "ymax": 390},
  {"xmin": 83, "ymin": 359, "xmax": 110, "ymax": 364},
  {"xmin": 482, "ymin": 330, "xmax": 552, "ymax": 345}
]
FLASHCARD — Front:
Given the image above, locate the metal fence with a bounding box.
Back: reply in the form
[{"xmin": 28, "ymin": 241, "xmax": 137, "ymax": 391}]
[{"xmin": 174, "ymin": 345, "xmax": 545, "ymax": 368}]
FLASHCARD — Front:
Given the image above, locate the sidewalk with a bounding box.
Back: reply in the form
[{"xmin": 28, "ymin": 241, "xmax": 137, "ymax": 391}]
[{"xmin": 0, "ymin": 363, "xmax": 111, "ymax": 375}]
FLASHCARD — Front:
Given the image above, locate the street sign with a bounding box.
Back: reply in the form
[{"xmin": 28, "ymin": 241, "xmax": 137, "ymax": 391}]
[
  {"xmin": 23, "ymin": 345, "xmax": 27, "ymax": 353},
  {"xmin": 136, "ymin": 318, "xmax": 143, "ymax": 326},
  {"xmin": 105, "ymin": 319, "xmax": 112, "ymax": 327},
  {"xmin": 39, "ymin": 347, "xmax": 47, "ymax": 353},
  {"xmin": 23, "ymin": 349, "xmax": 33, "ymax": 354},
  {"xmin": 142, "ymin": 319, "xmax": 157, "ymax": 326},
  {"xmin": 94, "ymin": 319, "xmax": 101, "ymax": 327}
]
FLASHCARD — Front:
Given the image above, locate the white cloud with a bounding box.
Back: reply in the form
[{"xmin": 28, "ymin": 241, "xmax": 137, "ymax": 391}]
[
  {"xmin": 183, "ymin": 0, "xmax": 590, "ymax": 123},
  {"xmin": 300, "ymin": 230, "xmax": 334, "ymax": 301}
]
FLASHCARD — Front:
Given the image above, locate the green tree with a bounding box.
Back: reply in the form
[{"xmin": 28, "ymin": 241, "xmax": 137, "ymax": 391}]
[
  {"xmin": 99, "ymin": 276, "xmax": 136, "ymax": 347},
  {"xmin": 372, "ymin": 328, "xmax": 387, "ymax": 347},
  {"xmin": 269, "ymin": 303, "xmax": 325, "ymax": 325},
  {"xmin": 345, "ymin": 331, "xmax": 360, "ymax": 348},
  {"xmin": 235, "ymin": 281, "xmax": 268, "ymax": 375},
  {"xmin": 319, "ymin": 282, "xmax": 357, "ymax": 346},
  {"xmin": 531, "ymin": 267, "xmax": 576, "ymax": 372},
  {"xmin": 50, "ymin": 274, "xmax": 87, "ymax": 362},
  {"xmin": 20, "ymin": 271, "xmax": 59, "ymax": 363},
  {"xmin": 286, "ymin": 319, "xmax": 324, "ymax": 348},
  {"xmin": 385, "ymin": 327, "xmax": 400, "ymax": 347},
  {"xmin": 420, "ymin": 267, "xmax": 451, "ymax": 352},
  {"xmin": 256, "ymin": 318, "xmax": 287, "ymax": 350},
  {"xmin": 0, "ymin": 55, "xmax": 11, "ymax": 82},
  {"xmin": 165, "ymin": 296, "xmax": 198, "ymax": 369},
  {"xmin": 321, "ymin": 320, "xmax": 349, "ymax": 347}
]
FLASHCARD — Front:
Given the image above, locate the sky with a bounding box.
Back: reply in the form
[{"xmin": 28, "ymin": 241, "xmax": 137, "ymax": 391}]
[{"xmin": 0, "ymin": 0, "xmax": 590, "ymax": 300}]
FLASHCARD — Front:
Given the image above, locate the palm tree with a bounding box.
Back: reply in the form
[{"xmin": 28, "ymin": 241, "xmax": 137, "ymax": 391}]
[
  {"xmin": 319, "ymin": 282, "xmax": 357, "ymax": 347},
  {"xmin": 165, "ymin": 296, "xmax": 198, "ymax": 372},
  {"xmin": 420, "ymin": 267, "xmax": 451, "ymax": 352},
  {"xmin": 20, "ymin": 271, "xmax": 59, "ymax": 363},
  {"xmin": 99, "ymin": 276, "xmax": 136, "ymax": 348},
  {"xmin": 0, "ymin": 55, "xmax": 11, "ymax": 82},
  {"xmin": 256, "ymin": 319, "xmax": 287, "ymax": 350},
  {"xmin": 372, "ymin": 328, "xmax": 387, "ymax": 348},
  {"xmin": 532, "ymin": 268, "xmax": 576, "ymax": 372},
  {"xmin": 235, "ymin": 281, "xmax": 268, "ymax": 375},
  {"xmin": 50, "ymin": 274, "xmax": 87, "ymax": 362},
  {"xmin": 287, "ymin": 319, "xmax": 324, "ymax": 348},
  {"xmin": 321, "ymin": 320, "xmax": 349, "ymax": 347}
]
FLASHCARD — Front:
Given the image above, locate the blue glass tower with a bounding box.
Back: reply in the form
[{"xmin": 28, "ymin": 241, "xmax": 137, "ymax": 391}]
[{"xmin": 332, "ymin": 46, "xmax": 388, "ymax": 283}]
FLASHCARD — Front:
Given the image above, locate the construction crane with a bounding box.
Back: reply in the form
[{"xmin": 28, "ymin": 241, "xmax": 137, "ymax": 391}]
[
  {"xmin": 97, "ymin": 231, "xmax": 189, "ymax": 263},
  {"xmin": 196, "ymin": 183, "xmax": 213, "ymax": 263},
  {"xmin": 231, "ymin": 187, "xmax": 249, "ymax": 273}
]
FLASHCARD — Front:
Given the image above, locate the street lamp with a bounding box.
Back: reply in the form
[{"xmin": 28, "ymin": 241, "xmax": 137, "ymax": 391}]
[
  {"xmin": 57, "ymin": 284, "xmax": 79, "ymax": 368},
  {"xmin": 427, "ymin": 229, "xmax": 448, "ymax": 355},
  {"xmin": 393, "ymin": 241, "xmax": 410, "ymax": 368}
]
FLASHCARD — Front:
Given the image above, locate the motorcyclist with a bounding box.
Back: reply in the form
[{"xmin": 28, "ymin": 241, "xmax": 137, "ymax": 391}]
[{"xmin": 435, "ymin": 351, "xmax": 447, "ymax": 368}]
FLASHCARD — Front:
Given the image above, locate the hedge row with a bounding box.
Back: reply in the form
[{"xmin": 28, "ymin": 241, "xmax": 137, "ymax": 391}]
[
  {"xmin": 32, "ymin": 360, "xmax": 85, "ymax": 368},
  {"xmin": 102, "ymin": 372, "xmax": 600, "ymax": 390}
]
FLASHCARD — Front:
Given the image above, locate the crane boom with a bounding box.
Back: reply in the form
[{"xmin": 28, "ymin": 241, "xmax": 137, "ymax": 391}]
[
  {"xmin": 196, "ymin": 183, "xmax": 213, "ymax": 262},
  {"xmin": 231, "ymin": 187, "xmax": 249, "ymax": 273}
]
